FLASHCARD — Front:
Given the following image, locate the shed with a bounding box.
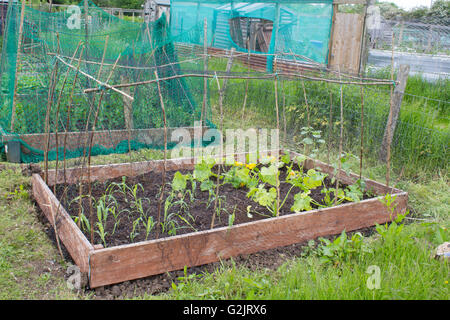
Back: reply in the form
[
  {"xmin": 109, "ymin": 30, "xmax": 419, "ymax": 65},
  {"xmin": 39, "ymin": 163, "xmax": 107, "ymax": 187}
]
[{"xmin": 170, "ymin": 0, "xmax": 370, "ymax": 74}]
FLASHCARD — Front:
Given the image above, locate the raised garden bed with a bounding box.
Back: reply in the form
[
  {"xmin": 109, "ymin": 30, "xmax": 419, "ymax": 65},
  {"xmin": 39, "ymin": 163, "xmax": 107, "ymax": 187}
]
[{"xmin": 32, "ymin": 150, "xmax": 408, "ymax": 288}]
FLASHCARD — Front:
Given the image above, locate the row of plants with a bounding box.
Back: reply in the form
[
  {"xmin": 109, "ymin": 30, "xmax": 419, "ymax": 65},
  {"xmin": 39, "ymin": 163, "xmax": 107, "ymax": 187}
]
[{"xmin": 70, "ymin": 152, "xmax": 368, "ymax": 247}]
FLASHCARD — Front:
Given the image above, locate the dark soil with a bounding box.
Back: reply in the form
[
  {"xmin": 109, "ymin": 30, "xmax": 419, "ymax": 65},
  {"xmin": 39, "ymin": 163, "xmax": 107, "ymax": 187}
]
[{"xmin": 55, "ymin": 164, "xmax": 374, "ymax": 248}]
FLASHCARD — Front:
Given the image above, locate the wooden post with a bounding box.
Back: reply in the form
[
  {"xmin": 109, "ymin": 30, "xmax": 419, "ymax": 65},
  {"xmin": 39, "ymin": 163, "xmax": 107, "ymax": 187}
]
[
  {"xmin": 121, "ymin": 75, "xmax": 134, "ymax": 132},
  {"xmin": 267, "ymin": 3, "xmax": 280, "ymax": 72},
  {"xmin": 327, "ymin": 3, "xmax": 338, "ymax": 69},
  {"xmin": 241, "ymin": 37, "xmax": 250, "ymax": 125},
  {"xmin": 10, "ymin": 0, "xmax": 26, "ymax": 132},
  {"xmin": 218, "ymin": 48, "xmax": 235, "ymax": 107},
  {"xmin": 154, "ymin": 70, "xmax": 168, "ymax": 239},
  {"xmin": 359, "ymin": 0, "xmax": 372, "ymax": 75},
  {"xmin": 84, "ymin": 0, "xmax": 89, "ymax": 61},
  {"xmin": 274, "ymin": 59, "xmax": 280, "ymax": 216},
  {"xmin": 379, "ymin": 64, "xmax": 410, "ymax": 163}
]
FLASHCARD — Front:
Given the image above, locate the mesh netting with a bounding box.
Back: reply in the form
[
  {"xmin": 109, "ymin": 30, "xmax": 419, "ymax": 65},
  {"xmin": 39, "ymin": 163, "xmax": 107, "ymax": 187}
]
[
  {"xmin": 170, "ymin": 0, "xmax": 334, "ymax": 69},
  {"xmin": 0, "ymin": 0, "xmax": 213, "ymax": 163}
]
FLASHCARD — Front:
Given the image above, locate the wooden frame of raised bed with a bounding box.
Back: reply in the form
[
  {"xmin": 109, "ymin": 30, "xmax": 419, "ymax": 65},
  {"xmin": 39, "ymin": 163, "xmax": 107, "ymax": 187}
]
[{"xmin": 32, "ymin": 150, "xmax": 408, "ymax": 288}]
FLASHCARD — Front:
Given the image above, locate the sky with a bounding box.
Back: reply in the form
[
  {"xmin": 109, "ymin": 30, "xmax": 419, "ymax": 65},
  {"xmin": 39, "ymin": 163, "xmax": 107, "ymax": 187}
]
[{"xmin": 378, "ymin": 0, "xmax": 433, "ymax": 10}]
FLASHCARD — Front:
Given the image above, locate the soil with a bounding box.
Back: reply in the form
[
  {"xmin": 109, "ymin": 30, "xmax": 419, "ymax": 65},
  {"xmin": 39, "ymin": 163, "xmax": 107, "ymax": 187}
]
[{"xmin": 55, "ymin": 164, "xmax": 374, "ymax": 248}]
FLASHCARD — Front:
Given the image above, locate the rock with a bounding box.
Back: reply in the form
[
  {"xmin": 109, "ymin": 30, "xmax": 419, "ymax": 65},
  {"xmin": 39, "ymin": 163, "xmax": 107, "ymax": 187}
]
[
  {"xmin": 111, "ymin": 285, "xmax": 121, "ymax": 297},
  {"xmin": 95, "ymin": 286, "xmax": 105, "ymax": 296},
  {"xmin": 435, "ymin": 242, "xmax": 450, "ymax": 260}
]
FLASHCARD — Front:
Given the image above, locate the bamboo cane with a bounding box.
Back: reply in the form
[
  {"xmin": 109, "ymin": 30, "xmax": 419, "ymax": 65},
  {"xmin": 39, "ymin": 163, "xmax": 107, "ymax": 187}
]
[{"xmin": 154, "ymin": 70, "xmax": 168, "ymax": 239}]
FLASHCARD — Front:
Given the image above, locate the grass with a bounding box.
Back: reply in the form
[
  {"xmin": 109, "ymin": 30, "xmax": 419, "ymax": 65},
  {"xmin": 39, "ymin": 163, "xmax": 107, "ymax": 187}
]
[
  {"xmin": 0, "ymin": 166, "xmax": 80, "ymax": 299},
  {"xmin": 155, "ymin": 224, "xmax": 449, "ymax": 300}
]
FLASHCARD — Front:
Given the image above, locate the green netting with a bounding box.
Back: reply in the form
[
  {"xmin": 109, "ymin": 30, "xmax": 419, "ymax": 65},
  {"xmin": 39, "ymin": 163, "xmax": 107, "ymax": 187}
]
[
  {"xmin": 170, "ymin": 0, "xmax": 333, "ymax": 69},
  {"xmin": 0, "ymin": 0, "xmax": 213, "ymax": 163}
]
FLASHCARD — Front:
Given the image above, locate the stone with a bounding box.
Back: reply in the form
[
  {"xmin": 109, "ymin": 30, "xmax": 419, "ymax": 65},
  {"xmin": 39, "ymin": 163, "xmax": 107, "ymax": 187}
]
[
  {"xmin": 111, "ymin": 285, "xmax": 121, "ymax": 297},
  {"xmin": 435, "ymin": 242, "xmax": 450, "ymax": 260}
]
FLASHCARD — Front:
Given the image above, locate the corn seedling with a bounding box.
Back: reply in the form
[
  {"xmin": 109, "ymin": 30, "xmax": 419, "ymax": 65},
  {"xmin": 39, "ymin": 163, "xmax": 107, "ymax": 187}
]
[
  {"xmin": 130, "ymin": 217, "xmax": 141, "ymax": 242},
  {"xmin": 141, "ymin": 215, "xmax": 156, "ymax": 241}
]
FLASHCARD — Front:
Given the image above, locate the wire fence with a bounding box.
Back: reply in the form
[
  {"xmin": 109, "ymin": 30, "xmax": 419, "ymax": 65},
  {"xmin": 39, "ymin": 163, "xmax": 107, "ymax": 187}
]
[
  {"xmin": 370, "ymin": 18, "xmax": 450, "ymax": 55},
  {"xmin": 222, "ymin": 71, "xmax": 449, "ymax": 176}
]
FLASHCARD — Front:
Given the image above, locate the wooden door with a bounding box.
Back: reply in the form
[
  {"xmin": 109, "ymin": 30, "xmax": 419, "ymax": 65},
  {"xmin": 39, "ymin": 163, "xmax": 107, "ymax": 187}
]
[{"xmin": 329, "ymin": 12, "xmax": 364, "ymax": 74}]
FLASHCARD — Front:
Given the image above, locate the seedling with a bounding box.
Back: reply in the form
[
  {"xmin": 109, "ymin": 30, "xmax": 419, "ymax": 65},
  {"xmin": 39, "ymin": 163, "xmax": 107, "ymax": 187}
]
[
  {"xmin": 297, "ymin": 126, "xmax": 325, "ymax": 158},
  {"xmin": 130, "ymin": 217, "xmax": 141, "ymax": 242},
  {"xmin": 141, "ymin": 215, "xmax": 156, "ymax": 241}
]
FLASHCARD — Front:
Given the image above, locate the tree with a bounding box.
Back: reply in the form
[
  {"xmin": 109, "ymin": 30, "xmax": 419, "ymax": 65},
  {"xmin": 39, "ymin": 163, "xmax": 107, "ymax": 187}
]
[{"xmin": 375, "ymin": 1, "xmax": 405, "ymax": 20}]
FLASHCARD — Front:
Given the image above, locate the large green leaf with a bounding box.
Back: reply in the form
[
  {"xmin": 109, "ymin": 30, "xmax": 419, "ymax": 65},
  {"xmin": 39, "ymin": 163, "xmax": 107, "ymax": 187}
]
[
  {"xmin": 193, "ymin": 162, "xmax": 212, "ymax": 182},
  {"xmin": 172, "ymin": 171, "xmax": 188, "ymax": 191},
  {"xmin": 291, "ymin": 192, "xmax": 313, "ymax": 212},
  {"xmin": 260, "ymin": 164, "xmax": 279, "ymax": 187}
]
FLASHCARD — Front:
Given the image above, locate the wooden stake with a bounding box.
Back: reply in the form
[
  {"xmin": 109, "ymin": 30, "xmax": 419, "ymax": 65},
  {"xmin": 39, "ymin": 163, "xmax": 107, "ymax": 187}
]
[
  {"xmin": 335, "ymin": 66, "xmax": 344, "ymax": 205},
  {"xmin": 241, "ymin": 37, "xmax": 251, "ymax": 125},
  {"xmin": 274, "ymin": 69, "xmax": 280, "ymax": 217},
  {"xmin": 87, "ymin": 54, "xmax": 121, "ymax": 244},
  {"xmin": 380, "ymin": 64, "xmax": 410, "ymax": 185},
  {"xmin": 327, "ymin": 89, "xmax": 333, "ymax": 165},
  {"xmin": 385, "ymin": 32, "xmax": 396, "ymax": 187},
  {"xmin": 359, "ymin": 85, "xmax": 364, "ymax": 181},
  {"xmin": 44, "ymin": 33, "xmax": 61, "ymax": 184},
  {"xmin": 211, "ymin": 72, "xmax": 223, "ymax": 229},
  {"xmin": 63, "ymin": 45, "xmax": 85, "ymax": 191},
  {"xmin": 200, "ymin": 18, "xmax": 208, "ymax": 126},
  {"xmin": 10, "ymin": 0, "xmax": 26, "ymax": 132},
  {"xmin": 53, "ymin": 41, "xmax": 82, "ymax": 194},
  {"xmin": 282, "ymin": 79, "xmax": 287, "ymax": 144},
  {"xmin": 154, "ymin": 70, "xmax": 168, "ymax": 239}
]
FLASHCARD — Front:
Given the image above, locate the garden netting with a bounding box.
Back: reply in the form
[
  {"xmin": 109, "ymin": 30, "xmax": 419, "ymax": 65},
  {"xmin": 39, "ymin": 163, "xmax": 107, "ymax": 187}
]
[
  {"xmin": 170, "ymin": 0, "xmax": 334, "ymax": 69},
  {"xmin": 0, "ymin": 0, "xmax": 213, "ymax": 163}
]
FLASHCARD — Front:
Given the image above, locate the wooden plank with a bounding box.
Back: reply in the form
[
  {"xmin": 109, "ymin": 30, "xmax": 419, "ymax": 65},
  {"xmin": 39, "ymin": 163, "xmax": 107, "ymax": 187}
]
[
  {"xmin": 46, "ymin": 157, "xmax": 197, "ymax": 186},
  {"xmin": 329, "ymin": 12, "xmax": 364, "ymax": 74},
  {"xmin": 89, "ymin": 191, "xmax": 407, "ymax": 288},
  {"xmin": 45, "ymin": 150, "xmax": 281, "ymax": 186},
  {"xmin": 32, "ymin": 174, "xmax": 93, "ymax": 272}
]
